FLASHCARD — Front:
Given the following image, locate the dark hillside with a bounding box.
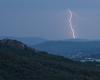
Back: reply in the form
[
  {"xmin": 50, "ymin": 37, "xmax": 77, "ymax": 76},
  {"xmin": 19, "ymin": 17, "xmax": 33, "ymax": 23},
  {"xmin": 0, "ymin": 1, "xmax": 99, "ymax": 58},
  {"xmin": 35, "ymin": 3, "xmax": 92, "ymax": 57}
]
[{"xmin": 0, "ymin": 39, "xmax": 100, "ymax": 80}]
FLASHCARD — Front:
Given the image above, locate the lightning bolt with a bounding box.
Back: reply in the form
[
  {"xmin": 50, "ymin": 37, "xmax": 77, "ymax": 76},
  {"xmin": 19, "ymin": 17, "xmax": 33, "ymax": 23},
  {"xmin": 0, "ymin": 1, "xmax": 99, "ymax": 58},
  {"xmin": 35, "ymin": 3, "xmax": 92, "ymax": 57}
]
[{"xmin": 68, "ymin": 9, "xmax": 76, "ymax": 39}]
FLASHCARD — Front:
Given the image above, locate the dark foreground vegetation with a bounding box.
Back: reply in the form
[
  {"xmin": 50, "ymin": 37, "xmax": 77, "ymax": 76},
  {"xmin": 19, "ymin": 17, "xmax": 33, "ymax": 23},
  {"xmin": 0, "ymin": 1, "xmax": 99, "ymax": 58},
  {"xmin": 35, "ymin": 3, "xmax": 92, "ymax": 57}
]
[{"xmin": 0, "ymin": 39, "xmax": 100, "ymax": 80}]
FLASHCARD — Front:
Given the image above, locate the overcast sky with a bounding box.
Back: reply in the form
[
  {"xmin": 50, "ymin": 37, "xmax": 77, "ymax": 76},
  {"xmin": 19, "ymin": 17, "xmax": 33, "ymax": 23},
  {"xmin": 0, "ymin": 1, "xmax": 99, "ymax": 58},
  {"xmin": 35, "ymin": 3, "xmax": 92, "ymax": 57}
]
[{"xmin": 0, "ymin": 0, "xmax": 100, "ymax": 40}]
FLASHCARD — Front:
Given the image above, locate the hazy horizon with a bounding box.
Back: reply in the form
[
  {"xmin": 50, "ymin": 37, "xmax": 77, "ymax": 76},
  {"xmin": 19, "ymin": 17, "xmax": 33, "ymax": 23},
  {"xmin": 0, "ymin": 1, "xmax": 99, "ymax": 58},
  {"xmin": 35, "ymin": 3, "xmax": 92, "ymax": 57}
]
[{"xmin": 0, "ymin": 0, "xmax": 100, "ymax": 40}]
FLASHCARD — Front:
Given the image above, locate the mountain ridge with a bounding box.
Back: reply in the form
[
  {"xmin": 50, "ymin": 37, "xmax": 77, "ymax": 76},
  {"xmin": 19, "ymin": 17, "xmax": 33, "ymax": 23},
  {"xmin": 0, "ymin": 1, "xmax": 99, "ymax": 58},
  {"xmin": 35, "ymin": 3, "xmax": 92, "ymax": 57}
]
[
  {"xmin": 0, "ymin": 36, "xmax": 47, "ymax": 46},
  {"xmin": 0, "ymin": 39, "xmax": 100, "ymax": 80},
  {"xmin": 33, "ymin": 40, "xmax": 100, "ymax": 58}
]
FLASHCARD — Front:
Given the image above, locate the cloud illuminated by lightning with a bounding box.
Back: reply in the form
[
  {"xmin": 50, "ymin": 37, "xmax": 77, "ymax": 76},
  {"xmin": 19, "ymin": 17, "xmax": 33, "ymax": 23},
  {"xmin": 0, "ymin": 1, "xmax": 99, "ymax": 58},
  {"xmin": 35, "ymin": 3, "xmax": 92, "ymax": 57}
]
[{"xmin": 68, "ymin": 9, "xmax": 76, "ymax": 39}]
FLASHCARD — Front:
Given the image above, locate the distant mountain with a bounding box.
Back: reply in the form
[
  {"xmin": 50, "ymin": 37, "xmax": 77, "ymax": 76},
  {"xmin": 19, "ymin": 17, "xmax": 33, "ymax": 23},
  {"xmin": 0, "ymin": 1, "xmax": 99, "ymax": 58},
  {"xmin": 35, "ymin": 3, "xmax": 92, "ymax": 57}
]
[
  {"xmin": 0, "ymin": 39, "xmax": 100, "ymax": 80},
  {"xmin": 66, "ymin": 39, "xmax": 90, "ymax": 42},
  {"xmin": 33, "ymin": 40, "xmax": 100, "ymax": 58},
  {"xmin": 0, "ymin": 36, "xmax": 47, "ymax": 46}
]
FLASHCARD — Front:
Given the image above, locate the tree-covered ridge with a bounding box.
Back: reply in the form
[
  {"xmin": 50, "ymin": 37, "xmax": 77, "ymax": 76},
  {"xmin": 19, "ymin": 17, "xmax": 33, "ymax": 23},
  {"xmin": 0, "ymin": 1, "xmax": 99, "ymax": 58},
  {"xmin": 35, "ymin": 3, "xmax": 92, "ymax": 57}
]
[{"xmin": 0, "ymin": 39, "xmax": 100, "ymax": 80}]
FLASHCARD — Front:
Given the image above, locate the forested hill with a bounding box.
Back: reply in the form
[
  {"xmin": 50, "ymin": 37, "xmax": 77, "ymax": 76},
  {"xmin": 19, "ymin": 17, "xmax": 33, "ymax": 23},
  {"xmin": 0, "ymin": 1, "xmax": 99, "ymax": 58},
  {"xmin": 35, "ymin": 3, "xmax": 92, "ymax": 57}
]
[{"xmin": 0, "ymin": 39, "xmax": 100, "ymax": 80}]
